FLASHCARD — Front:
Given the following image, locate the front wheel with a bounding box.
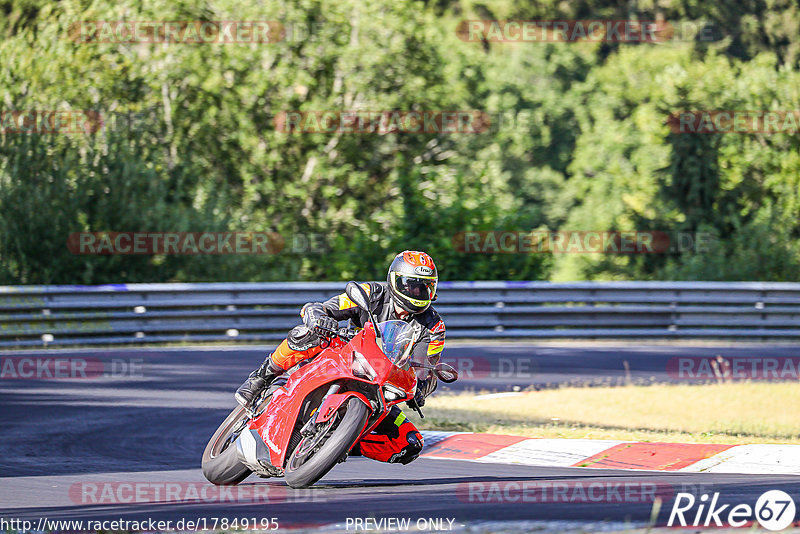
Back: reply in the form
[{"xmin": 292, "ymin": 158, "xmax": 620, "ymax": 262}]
[
  {"xmin": 284, "ymin": 397, "xmax": 369, "ymax": 489},
  {"xmin": 202, "ymin": 405, "xmax": 252, "ymax": 485}
]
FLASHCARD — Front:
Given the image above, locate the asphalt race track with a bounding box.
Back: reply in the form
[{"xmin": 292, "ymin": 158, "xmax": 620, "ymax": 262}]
[{"xmin": 2, "ymin": 344, "xmax": 800, "ymax": 530}]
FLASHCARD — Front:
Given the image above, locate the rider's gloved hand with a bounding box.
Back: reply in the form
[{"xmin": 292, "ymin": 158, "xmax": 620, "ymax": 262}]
[
  {"xmin": 313, "ymin": 316, "xmax": 338, "ymax": 337},
  {"xmin": 410, "ymin": 379, "xmax": 429, "ymax": 408}
]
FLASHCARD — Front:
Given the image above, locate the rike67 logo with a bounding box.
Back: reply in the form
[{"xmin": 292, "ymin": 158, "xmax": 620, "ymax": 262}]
[{"xmin": 669, "ymin": 490, "xmax": 796, "ymax": 531}]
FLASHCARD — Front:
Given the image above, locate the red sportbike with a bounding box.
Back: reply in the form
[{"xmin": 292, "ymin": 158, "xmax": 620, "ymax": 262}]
[{"xmin": 202, "ymin": 282, "xmax": 457, "ymax": 488}]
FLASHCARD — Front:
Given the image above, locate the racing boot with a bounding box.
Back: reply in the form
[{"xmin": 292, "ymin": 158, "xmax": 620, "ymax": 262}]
[{"xmin": 235, "ymin": 356, "xmax": 283, "ymax": 408}]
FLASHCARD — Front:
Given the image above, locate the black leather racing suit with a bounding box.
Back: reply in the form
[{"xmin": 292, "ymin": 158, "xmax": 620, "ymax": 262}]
[{"xmin": 297, "ymin": 281, "xmax": 446, "ymax": 402}]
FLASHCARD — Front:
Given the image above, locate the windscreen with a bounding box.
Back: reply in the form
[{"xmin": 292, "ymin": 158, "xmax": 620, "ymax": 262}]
[{"xmin": 377, "ymin": 320, "xmax": 416, "ymax": 367}]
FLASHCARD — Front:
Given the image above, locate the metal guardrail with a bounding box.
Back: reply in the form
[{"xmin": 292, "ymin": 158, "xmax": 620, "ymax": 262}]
[{"xmin": 1, "ymin": 281, "xmax": 799, "ymax": 347}]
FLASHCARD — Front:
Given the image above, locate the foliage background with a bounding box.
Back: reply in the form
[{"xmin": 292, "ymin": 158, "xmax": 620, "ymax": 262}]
[{"xmin": 1, "ymin": 0, "xmax": 798, "ymax": 284}]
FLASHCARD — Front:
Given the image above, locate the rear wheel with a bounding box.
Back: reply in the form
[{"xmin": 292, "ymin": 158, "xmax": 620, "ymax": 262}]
[
  {"xmin": 284, "ymin": 397, "xmax": 369, "ymax": 489},
  {"xmin": 202, "ymin": 405, "xmax": 252, "ymax": 485}
]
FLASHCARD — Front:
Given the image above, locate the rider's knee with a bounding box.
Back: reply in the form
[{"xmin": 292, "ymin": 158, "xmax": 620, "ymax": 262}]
[{"xmin": 391, "ymin": 431, "xmax": 424, "ymax": 465}]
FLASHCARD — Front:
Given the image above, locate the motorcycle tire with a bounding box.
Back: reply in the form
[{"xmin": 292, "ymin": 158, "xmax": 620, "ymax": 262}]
[
  {"xmin": 202, "ymin": 404, "xmax": 253, "ymax": 485},
  {"xmin": 284, "ymin": 397, "xmax": 369, "ymax": 489}
]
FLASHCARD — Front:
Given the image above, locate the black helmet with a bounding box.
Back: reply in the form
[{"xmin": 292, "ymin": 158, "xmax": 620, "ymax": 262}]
[{"xmin": 387, "ymin": 250, "xmax": 438, "ymax": 314}]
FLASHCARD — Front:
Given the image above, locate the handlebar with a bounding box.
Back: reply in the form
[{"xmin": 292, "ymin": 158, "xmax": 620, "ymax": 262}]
[
  {"xmin": 316, "ymin": 325, "xmax": 357, "ymax": 348},
  {"xmin": 336, "ymin": 326, "xmax": 356, "ymax": 341}
]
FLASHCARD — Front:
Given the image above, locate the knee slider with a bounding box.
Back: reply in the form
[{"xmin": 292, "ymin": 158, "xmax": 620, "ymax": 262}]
[{"xmin": 407, "ymin": 431, "xmax": 424, "ymax": 454}]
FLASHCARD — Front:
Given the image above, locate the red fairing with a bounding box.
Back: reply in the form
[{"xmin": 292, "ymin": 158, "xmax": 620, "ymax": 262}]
[
  {"xmin": 247, "ymin": 321, "xmax": 420, "ymax": 469},
  {"xmin": 387, "ymin": 364, "xmax": 416, "ymax": 392},
  {"xmin": 315, "ymin": 392, "xmax": 371, "ymax": 423},
  {"xmin": 248, "ymin": 344, "xmax": 354, "ymax": 467}
]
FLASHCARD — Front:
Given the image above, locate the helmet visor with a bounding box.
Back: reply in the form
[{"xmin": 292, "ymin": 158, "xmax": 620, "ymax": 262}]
[{"xmin": 393, "ymin": 273, "xmax": 436, "ymax": 302}]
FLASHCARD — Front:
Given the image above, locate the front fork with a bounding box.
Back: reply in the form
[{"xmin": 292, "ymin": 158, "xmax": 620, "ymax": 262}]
[{"xmin": 300, "ymin": 383, "xmax": 341, "ymax": 437}]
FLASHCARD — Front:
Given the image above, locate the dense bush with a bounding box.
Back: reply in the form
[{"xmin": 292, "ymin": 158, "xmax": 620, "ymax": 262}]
[{"xmin": 1, "ymin": 0, "xmax": 798, "ymax": 283}]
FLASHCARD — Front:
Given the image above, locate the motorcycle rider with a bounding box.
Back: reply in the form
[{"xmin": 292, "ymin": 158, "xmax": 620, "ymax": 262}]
[{"xmin": 235, "ymin": 250, "xmax": 446, "ymax": 465}]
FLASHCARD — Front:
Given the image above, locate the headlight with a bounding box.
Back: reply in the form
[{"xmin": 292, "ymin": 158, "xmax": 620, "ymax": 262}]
[
  {"xmin": 383, "ymin": 383, "xmax": 407, "ymax": 401},
  {"xmin": 351, "ymin": 350, "xmax": 377, "ymax": 380}
]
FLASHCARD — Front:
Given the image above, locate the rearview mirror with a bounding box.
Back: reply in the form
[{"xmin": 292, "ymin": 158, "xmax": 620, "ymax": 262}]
[
  {"xmin": 345, "ymin": 281, "xmax": 370, "ymax": 310},
  {"xmin": 434, "ymin": 363, "xmax": 458, "ymax": 383}
]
